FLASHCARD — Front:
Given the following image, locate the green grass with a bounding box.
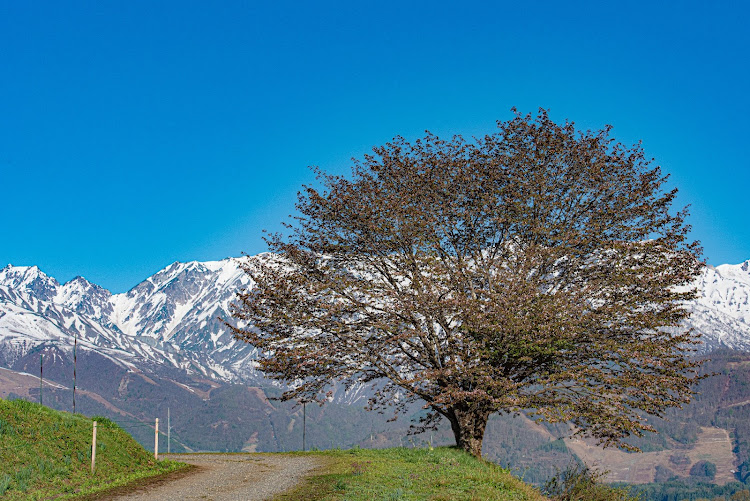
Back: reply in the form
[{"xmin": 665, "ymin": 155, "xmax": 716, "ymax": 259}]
[
  {"xmin": 0, "ymin": 398, "xmax": 188, "ymax": 500},
  {"xmin": 274, "ymin": 446, "xmax": 547, "ymax": 501}
]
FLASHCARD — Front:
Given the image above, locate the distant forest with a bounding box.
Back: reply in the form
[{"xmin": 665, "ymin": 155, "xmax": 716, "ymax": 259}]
[
  {"xmin": 624, "ymin": 350, "xmax": 750, "ymax": 500},
  {"xmin": 452, "ymin": 349, "xmax": 750, "ymax": 500}
]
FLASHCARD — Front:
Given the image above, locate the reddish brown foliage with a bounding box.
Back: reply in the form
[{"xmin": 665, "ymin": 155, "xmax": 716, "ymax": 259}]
[{"xmin": 227, "ymin": 110, "xmax": 704, "ymax": 458}]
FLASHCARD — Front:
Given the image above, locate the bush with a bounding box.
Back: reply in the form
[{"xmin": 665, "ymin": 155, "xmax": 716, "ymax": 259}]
[
  {"xmin": 670, "ymin": 452, "xmax": 691, "ymax": 466},
  {"xmin": 690, "ymin": 461, "xmax": 717, "ymax": 481},
  {"xmin": 544, "ymin": 462, "xmax": 637, "ymax": 501}
]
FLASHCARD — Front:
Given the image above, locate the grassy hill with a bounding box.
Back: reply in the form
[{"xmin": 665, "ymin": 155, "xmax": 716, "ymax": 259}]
[
  {"xmin": 0, "ymin": 398, "xmax": 187, "ymax": 500},
  {"xmin": 278, "ymin": 446, "xmax": 550, "ymax": 501}
]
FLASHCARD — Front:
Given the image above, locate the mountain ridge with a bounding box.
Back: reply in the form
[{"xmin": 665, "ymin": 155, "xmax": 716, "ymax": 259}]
[
  {"xmin": 0, "ymin": 258, "xmax": 259, "ymax": 383},
  {"xmin": 2, "ymin": 256, "xmax": 750, "ymax": 387},
  {"xmin": 3, "ymin": 258, "xmax": 750, "ymax": 489}
]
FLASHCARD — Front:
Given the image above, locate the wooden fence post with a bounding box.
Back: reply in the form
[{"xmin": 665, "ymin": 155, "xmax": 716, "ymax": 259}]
[
  {"xmin": 91, "ymin": 421, "xmax": 97, "ymax": 473},
  {"xmin": 154, "ymin": 418, "xmax": 159, "ymax": 460}
]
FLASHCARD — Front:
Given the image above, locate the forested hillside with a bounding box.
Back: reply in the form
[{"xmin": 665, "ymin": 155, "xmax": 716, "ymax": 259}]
[{"xmin": 5, "ymin": 349, "xmax": 750, "ymax": 495}]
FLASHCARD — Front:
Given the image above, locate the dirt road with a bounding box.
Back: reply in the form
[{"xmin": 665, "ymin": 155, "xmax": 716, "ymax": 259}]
[{"xmin": 100, "ymin": 453, "xmax": 322, "ymax": 501}]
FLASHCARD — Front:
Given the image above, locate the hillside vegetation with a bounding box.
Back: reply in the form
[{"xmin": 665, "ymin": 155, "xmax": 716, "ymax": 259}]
[
  {"xmin": 6, "ymin": 350, "xmax": 750, "ymax": 499},
  {"xmin": 0, "ymin": 398, "xmax": 186, "ymax": 500}
]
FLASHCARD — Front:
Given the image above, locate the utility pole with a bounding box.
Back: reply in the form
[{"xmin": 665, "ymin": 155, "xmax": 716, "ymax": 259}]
[
  {"xmin": 302, "ymin": 401, "xmax": 306, "ymax": 452},
  {"xmin": 167, "ymin": 407, "xmax": 171, "ymax": 454},
  {"xmin": 39, "ymin": 353, "xmax": 43, "ymax": 406},
  {"xmin": 73, "ymin": 332, "xmax": 77, "ymax": 414}
]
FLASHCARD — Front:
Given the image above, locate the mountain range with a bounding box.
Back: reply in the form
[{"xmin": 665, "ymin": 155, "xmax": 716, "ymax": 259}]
[
  {"xmin": 0, "ymin": 255, "xmax": 376, "ymax": 455},
  {"xmin": 0, "ymin": 258, "xmax": 259, "ymax": 384},
  {"xmin": 2, "ymin": 256, "xmax": 749, "ymax": 378},
  {"xmin": 2, "ymin": 255, "xmax": 750, "ymax": 488}
]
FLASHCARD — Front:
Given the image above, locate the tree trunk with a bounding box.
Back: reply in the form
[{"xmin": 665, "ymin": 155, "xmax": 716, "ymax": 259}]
[{"xmin": 446, "ymin": 406, "xmax": 491, "ymax": 458}]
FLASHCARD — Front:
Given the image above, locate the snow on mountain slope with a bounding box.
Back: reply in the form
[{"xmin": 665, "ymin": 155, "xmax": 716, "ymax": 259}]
[
  {"xmin": 0, "ymin": 265, "xmax": 60, "ymax": 302},
  {"xmin": 0, "ymin": 286, "xmax": 138, "ymax": 371},
  {"xmin": 0, "ymin": 259, "xmax": 259, "ymax": 382},
  {"xmin": 687, "ymin": 260, "xmax": 750, "ymax": 351},
  {"xmin": 705, "ymin": 261, "xmax": 750, "ymax": 323},
  {"xmin": 2, "ymin": 257, "xmax": 750, "ymax": 386}
]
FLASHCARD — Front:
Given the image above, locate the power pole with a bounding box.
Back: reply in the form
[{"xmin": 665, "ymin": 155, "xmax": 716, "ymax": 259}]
[
  {"xmin": 167, "ymin": 407, "xmax": 171, "ymax": 454},
  {"xmin": 302, "ymin": 401, "xmax": 306, "ymax": 452},
  {"xmin": 73, "ymin": 332, "xmax": 77, "ymax": 414},
  {"xmin": 39, "ymin": 353, "xmax": 43, "ymax": 406}
]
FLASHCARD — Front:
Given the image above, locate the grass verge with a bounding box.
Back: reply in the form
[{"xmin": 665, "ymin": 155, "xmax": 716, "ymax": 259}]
[
  {"xmin": 274, "ymin": 446, "xmax": 547, "ymax": 500},
  {"xmin": 0, "ymin": 398, "xmax": 189, "ymax": 500}
]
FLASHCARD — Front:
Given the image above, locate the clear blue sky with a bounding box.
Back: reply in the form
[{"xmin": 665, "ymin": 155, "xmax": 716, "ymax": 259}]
[{"xmin": 2, "ymin": 1, "xmax": 748, "ymax": 293}]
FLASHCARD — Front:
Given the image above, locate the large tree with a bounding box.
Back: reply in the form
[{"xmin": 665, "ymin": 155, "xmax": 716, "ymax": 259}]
[{"xmin": 228, "ymin": 110, "xmax": 704, "ymax": 458}]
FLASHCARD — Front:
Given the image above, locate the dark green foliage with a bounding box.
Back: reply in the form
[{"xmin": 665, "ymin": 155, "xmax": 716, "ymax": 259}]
[
  {"xmin": 626, "ymin": 479, "xmax": 750, "ymax": 501},
  {"xmin": 690, "ymin": 461, "xmax": 717, "ymax": 481}
]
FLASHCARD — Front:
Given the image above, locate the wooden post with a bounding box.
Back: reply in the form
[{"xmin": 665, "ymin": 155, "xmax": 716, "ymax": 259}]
[
  {"xmin": 91, "ymin": 421, "xmax": 97, "ymax": 473},
  {"xmin": 154, "ymin": 418, "xmax": 159, "ymax": 460}
]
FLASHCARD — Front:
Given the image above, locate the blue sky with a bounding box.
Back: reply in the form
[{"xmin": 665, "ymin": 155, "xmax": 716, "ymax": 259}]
[{"xmin": 1, "ymin": 1, "xmax": 748, "ymax": 293}]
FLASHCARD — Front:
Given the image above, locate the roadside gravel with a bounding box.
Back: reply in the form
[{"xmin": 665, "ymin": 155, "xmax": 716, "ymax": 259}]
[{"xmin": 99, "ymin": 453, "xmax": 322, "ymax": 501}]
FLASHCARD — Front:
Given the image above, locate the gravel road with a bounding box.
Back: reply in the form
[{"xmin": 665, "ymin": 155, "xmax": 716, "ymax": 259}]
[{"xmin": 101, "ymin": 453, "xmax": 322, "ymax": 501}]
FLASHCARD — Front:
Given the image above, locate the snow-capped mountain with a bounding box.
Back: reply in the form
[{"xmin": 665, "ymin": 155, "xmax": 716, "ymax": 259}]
[
  {"xmin": 1, "ymin": 257, "xmax": 750, "ymax": 386},
  {"xmin": 0, "ymin": 258, "xmax": 260, "ymax": 382},
  {"xmin": 687, "ymin": 260, "xmax": 750, "ymax": 351}
]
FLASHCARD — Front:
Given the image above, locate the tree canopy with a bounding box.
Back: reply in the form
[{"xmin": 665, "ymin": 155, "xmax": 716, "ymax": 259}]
[{"xmin": 228, "ymin": 110, "xmax": 704, "ymax": 457}]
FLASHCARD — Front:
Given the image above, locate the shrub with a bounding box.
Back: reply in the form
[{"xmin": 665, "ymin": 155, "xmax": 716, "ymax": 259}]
[
  {"xmin": 544, "ymin": 462, "xmax": 637, "ymax": 501},
  {"xmin": 670, "ymin": 452, "xmax": 691, "ymax": 466},
  {"xmin": 690, "ymin": 461, "xmax": 717, "ymax": 481}
]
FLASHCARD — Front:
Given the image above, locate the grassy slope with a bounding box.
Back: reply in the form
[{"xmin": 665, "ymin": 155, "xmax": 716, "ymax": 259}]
[
  {"xmin": 275, "ymin": 446, "xmax": 547, "ymax": 501},
  {"xmin": 0, "ymin": 398, "xmax": 187, "ymax": 500}
]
